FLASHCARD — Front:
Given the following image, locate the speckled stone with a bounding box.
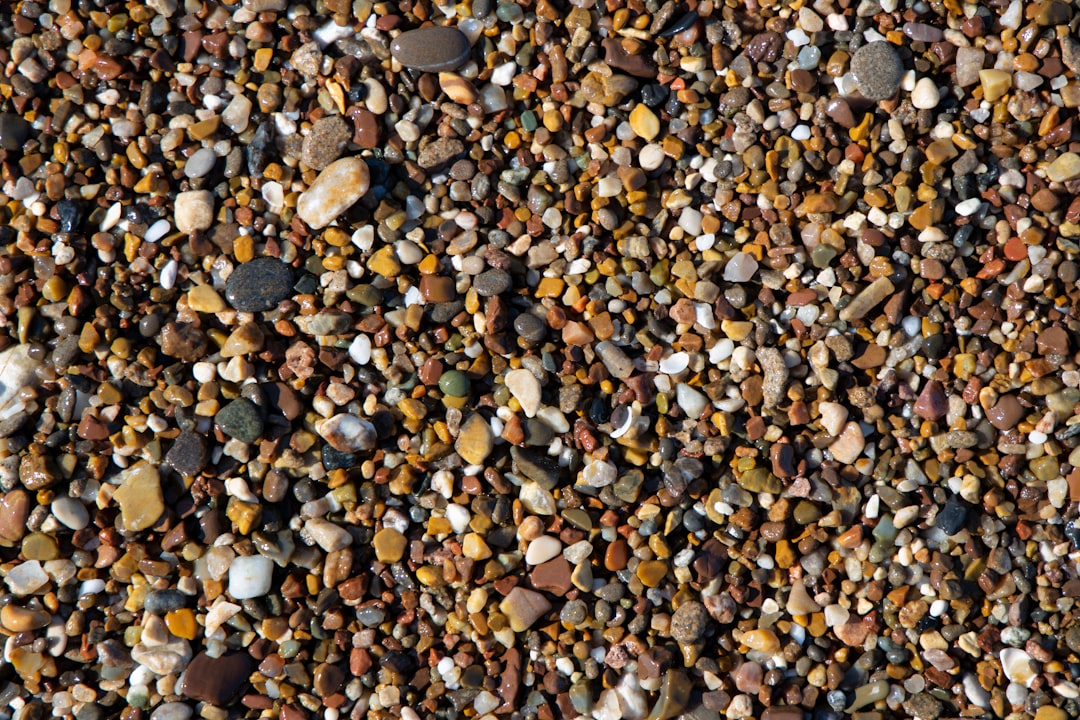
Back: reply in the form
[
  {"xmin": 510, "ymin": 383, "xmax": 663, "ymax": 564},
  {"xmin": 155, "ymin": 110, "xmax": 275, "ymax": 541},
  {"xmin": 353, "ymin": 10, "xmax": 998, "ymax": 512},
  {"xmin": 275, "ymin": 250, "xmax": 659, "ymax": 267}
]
[
  {"xmin": 225, "ymin": 257, "xmax": 294, "ymax": 312},
  {"xmin": 214, "ymin": 398, "xmax": 264, "ymax": 444},
  {"xmin": 850, "ymin": 41, "xmax": 904, "ymax": 101}
]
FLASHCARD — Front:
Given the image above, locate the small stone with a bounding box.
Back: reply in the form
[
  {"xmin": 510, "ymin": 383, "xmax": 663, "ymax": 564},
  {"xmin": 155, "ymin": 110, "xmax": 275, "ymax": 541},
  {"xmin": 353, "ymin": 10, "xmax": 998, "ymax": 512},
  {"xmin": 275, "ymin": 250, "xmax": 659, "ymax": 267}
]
[
  {"xmin": 671, "ymin": 601, "xmax": 709, "ymax": 644},
  {"xmin": 159, "ymin": 322, "xmax": 208, "ymax": 362},
  {"xmin": 313, "ymin": 663, "xmax": 346, "ymax": 698},
  {"xmin": 499, "ymin": 587, "xmax": 552, "ymax": 631},
  {"xmin": 505, "ymin": 369, "xmax": 542, "ymax": 417},
  {"xmin": 184, "ymin": 147, "xmax": 217, "ymax": 179},
  {"xmin": 225, "ymin": 257, "xmax": 294, "ymax": 312},
  {"xmin": 913, "ymin": 381, "xmax": 947, "ymax": 420},
  {"xmin": 818, "ymin": 401, "xmax": 848, "ymax": 436},
  {"xmin": 180, "ymin": 652, "xmax": 253, "ymax": 706},
  {"xmin": 786, "ymin": 581, "xmax": 821, "ymax": 615},
  {"xmin": 525, "ymin": 536, "xmax": 562, "ymax": 565},
  {"xmin": 5, "ymin": 561, "xmax": 49, "ymax": 596},
  {"xmin": 979, "ymin": 69, "xmax": 1012, "ymax": 102},
  {"xmin": 305, "ymin": 518, "xmax": 352, "ymax": 552},
  {"xmin": 935, "ymin": 497, "xmax": 968, "ymax": 535},
  {"xmin": 758, "ymin": 347, "xmax": 788, "ymax": 409},
  {"xmin": 296, "ymin": 157, "xmax": 371, "ymax": 229},
  {"xmin": 187, "ymin": 284, "xmax": 226, "ymax": 313},
  {"xmin": 676, "ymin": 384, "xmax": 708, "ymax": 418},
  {"xmin": 112, "ymin": 463, "xmax": 164, "ymax": 531},
  {"xmin": 828, "ymin": 422, "xmax": 865, "ymax": 464},
  {"xmin": 316, "ymin": 414, "xmax": 377, "ymax": 453},
  {"xmin": 462, "ymin": 532, "xmax": 492, "ymax": 560},
  {"xmin": 417, "ymin": 137, "xmax": 465, "ymax": 169},
  {"xmin": 456, "ymin": 413, "xmax": 494, "ymax": 465},
  {"xmin": 511, "ymin": 446, "xmax": 561, "ymax": 489},
  {"xmin": 999, "ymin": 648, "xmax": 1036, "ymax": 687},
  {"xmin": 165, "ymin": 432, "xmax": 208, "ymax": 477},
  {"xmin": 988, "ymin": 395, "xmax": 1024, "ymax": 430},
  {"xmin": 1035, "ymin": 707, "xmax": 1067, "ymax": 720},
  {"xmin": 851, "ymin": 41, "xmax": 904, "ymax": 101},
  {"xmin": 215, "ymin": 399, "xmax": 264, "ymax": 444},
  {"xmin": 648, "ymin": 671, "xmax": 692, "ymax": 720},
  {"xmin": 629, "ymin": 104, "xmax": 660, "ymax": 140},
  {"xmin": 723, "ymin": 252, "xmax": 758, "ymax": 282},
  {"xmin": 439, "ymin": 370, "xmax": 470, "ymax": 397},
  {"xmin": 474, "ymin": 268, "xmax": 512, "ymax": 296},
  {"xmin": 51, "ymin": 496, "xmax": 90, "ymax": 530},
  {"xmin": 220, "ymin": 322, "xmax": 266, "ymax": 357},
  {"xmin": 595, "ymin": 341, "xmax": 635, "ymax": 379},
  {"xmin": 390, "ymin": 27, "xmax": 471, "ymax": 72},
  {"xmin": 175, "ymin": 190, "xmax": 215, "ymax": 235},
  {"xmin": 228, "ymin": 555, "xmax": 273, "ymax": 599},
  {"xmin": 839, "ymin": 277, "xmax": 895, "ymax": 322},
  {"xmin": 301, "ymin": 115, "xmax": 350, "ymax": 171},
  {"xmin": 1046, "ymin": 152, "xmax": 1080, "ymax": 183},
  {"xmin": 373, "ymin": 528, "xmax": 407, "ymax": 563},
  {"xmin": 911, "ymin": 77, "xmax": 940, "ymax": 109},
  {"xmin": 0, "ymin": 604, "xmax": 51, "ymax": 632},
  {"xmin": 0, "ymin": 113, "xmax": 31, "ymax": 151}
]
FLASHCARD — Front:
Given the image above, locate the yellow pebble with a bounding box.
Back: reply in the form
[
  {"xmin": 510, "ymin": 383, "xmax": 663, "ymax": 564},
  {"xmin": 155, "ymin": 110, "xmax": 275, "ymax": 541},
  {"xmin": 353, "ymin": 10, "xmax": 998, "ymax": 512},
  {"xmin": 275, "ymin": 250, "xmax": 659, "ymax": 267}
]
[
  {"xmin": 165, "ymin": 609, "xmax": 197, "ymax": 640},
  {"xmin": 188, "ymin": 284, "xmax": 226, "ymax": 313}
]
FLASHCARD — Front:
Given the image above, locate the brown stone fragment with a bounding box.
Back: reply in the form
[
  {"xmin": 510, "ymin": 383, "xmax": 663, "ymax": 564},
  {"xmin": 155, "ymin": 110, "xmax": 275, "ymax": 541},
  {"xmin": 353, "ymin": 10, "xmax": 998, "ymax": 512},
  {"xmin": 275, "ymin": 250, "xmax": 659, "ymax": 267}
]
[{"xmin": 530, "ymin": 556, "xmax": 572, "ymax": 596}]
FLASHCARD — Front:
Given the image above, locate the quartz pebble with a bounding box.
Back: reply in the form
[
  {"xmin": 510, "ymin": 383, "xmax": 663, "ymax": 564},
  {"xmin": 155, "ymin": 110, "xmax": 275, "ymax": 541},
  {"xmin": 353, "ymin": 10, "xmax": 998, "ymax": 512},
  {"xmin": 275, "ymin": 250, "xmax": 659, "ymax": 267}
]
[
  {"xmin": 174, "ymin": 191, "xmax": 215, "ymax": 235},
  {"xmin": 296, "ymin": 157, "xmax": 371, "ymax": 229},
  {"xmin": 228, "ymin": 555, "xmax": 273, "ymax": 599}
]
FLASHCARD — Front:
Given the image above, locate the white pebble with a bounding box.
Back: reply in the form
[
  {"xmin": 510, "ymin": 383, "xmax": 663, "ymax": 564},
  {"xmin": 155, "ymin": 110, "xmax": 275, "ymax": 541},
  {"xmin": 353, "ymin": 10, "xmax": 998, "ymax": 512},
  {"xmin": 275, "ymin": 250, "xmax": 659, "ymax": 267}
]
[{"xmin": 524, "ymin": 535, "xmax": 562, "ymax": 565}]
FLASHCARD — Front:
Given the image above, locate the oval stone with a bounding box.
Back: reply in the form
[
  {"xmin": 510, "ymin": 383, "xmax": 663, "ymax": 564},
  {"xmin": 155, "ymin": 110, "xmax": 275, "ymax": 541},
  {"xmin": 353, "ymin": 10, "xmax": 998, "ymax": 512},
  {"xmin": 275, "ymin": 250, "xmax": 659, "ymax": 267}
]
[
  {"xmin": 390, "ymin": 27, "xmax": 470, "ymax": 72},
  {"xmin": 225, "ymin": 257, "xmax": 294, "ymax": 312},
  {"xmin": 296, "ymin": 156, "xmax": 371, "ymax": 230}
]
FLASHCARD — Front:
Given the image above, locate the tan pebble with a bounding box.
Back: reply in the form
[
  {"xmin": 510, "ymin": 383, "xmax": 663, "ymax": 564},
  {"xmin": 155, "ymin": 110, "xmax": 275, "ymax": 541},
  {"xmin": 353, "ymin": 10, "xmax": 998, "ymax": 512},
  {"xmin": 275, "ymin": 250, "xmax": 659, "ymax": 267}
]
[
  {"xmin": 220, "ymin": 322, "xmax": 265, "ymax": 358},
  {"xmin": 112, "ymin": 463, "xmax": 164, "ymax": 531},
  {"xmin": 296, "ymin": 157, "xmax": 370, "ymax": 230},
  {"xmin": 187, "ymin": 285, "xmax": 226, "ymax": 313},
  {"xmin": 499, "ymin": 587, "xmax": 552, "ymax": 631},
  {"xmin": 372, "ymin": 528, "xmax": 407, "ymax": 563},
  {"xmin": 456, "ymin": 413, "xmax": 494, "ymax": 465}
]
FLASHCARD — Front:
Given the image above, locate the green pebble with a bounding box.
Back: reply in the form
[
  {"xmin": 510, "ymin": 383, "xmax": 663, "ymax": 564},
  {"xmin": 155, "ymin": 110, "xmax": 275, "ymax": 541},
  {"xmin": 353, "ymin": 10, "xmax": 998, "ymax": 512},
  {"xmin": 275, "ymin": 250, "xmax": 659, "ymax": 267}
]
[
  {"xmin": 520, "ymin": 110, "xmax": 538, "ymax": 132},
  {"xmin": 438, "ymin": 370, "xmax": 470, "ymax": 397}
]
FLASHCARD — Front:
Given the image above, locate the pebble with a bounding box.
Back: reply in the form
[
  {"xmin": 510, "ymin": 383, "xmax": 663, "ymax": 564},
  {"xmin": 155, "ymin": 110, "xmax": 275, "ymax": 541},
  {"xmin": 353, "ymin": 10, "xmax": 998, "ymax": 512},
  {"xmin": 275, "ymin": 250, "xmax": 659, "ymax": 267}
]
[
  {"xmin": 112, "ymin": 463, "xmax": 164, "ymax": 532},
  {"xmin": 224, "ymin": 257, "xmax": 294, "ymax": 312},
  {"xmin": 174, "ymin": 190, "xmax": 215, "ymax": 235},
  {"xmin": 165, "ymin": 432, "xmax": 208, "ymax": 477},
  {"xmin": 52, "ymin": 495, "xmax": 90, "ymax": 530},
  {"xmin": 316, "ymin": 414, "xmax": 377, "ymax": 453},
  {"xmin": 390, "ymin": 27, "xmax": 471, "ymax": 72},
  {"xmin": 301, "ymin": 115, "xmax": 350, "ymax": 171},
  {"xmin": 372, "ymin": 528, "xmax": 408, "ymax": 563},
  {"xmin": 671, "ymin": 601, "xmax": 709, "ymax": 644},
  {"xmin": 0, "ymin": 113, "xmax": 30, "ymax": 151},
  {"xmin": 595, "ymin": 341, "xmax": 635, "ymax": 379},
  {"xmin": 456, "ymin": 412, "xmax": 494, "ymax": 465},
  {"xmin": 850, "ymin": 41, "xmax": 904, "ymax": 101},
  {"xmin": 296, "ymin": 157, "xmax": 371, "ymax": 229},
  {"xmin": 525, "ymin": 535, "xmax": 562, "ymax": 565},
  {"xmin": 911, "ymin": 77, "xmax": 940, "ymax": 109},
  {"xmin": 0, "ymin": 489, "xmax": 30, "ymax": 543},
  {"xmin": 180, "ymin": 652, "xmax": 252, "ymax": 706},
  {"xmin": 214, "ymin": 398, "xmax": 264, "ymax": 444},
  {"xmin": 304, "ymin": 518, "xmax": 352, "ymax": 552},
  {"xmin": 505, "ymin": 369, "xmax": 542, "ymax": 417},
  {"xmin": 499, "ymin": 587, "xmax": 552, "ymax": 631},
  {"xmin": 228, "ymin": 555, "xmax": 274, "ymax": 599},
  {"xmin": 828, "ymin": 422, "xmax": 865, "ymax": 464}
]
